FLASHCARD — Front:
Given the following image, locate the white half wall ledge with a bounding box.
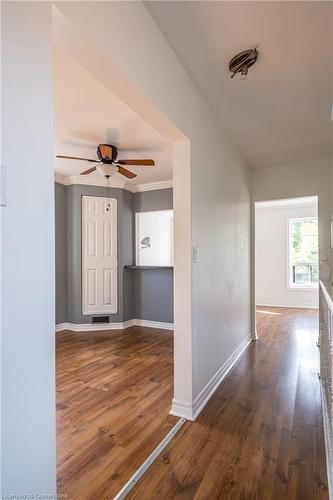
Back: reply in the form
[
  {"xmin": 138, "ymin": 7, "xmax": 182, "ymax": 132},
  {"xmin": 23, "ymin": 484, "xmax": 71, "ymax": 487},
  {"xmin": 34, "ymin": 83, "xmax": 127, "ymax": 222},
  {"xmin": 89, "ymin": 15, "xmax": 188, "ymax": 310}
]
[
  {"xmin": 54, "ymin": 173, "xmax": 173, "ymax": 193},
  {"xmin": 170, "ymin": 334, "xmax": 252, "ymax": 421},
  {"xmin": 55, "ymin": 319, "xmax": 174, "ymax": 332}
]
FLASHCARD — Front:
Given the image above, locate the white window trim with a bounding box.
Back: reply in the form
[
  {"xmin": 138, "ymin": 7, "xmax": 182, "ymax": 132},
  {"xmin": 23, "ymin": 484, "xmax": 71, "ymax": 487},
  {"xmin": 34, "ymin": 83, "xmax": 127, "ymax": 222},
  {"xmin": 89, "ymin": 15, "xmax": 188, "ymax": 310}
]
[{"xmin": 287, "ymin": 216, "xmax": 319, "ymax": 291}]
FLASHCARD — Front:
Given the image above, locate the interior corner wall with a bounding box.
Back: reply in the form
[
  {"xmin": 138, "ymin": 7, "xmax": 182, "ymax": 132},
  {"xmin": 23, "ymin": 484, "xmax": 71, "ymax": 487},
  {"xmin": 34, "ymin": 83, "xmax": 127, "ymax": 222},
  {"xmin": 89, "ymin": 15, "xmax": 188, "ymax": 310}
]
[
  {"xmin": 55, "ymin": 183, "xmax": 67, "ymax": 324},
  {"xmin": 66, "ymin": 184, "xmax": 129, "ymax": 324},
  {"xmin": 55, "ymin": 184, "xmax": 174, "ymax": 325},
  {"xmin": 122, "ymin": 189, "xmax": 135, "ymax": 322},
  {"xmin": 132, "ymin": 188, "xmax": 173, "ymax": 323},
  {"xmin": 1, "ymin": 2, "xmax": 56, "ymax": 493},
  {"xmin": 251, "ymin": 156, "xmax": 333, "ymax": 282}
]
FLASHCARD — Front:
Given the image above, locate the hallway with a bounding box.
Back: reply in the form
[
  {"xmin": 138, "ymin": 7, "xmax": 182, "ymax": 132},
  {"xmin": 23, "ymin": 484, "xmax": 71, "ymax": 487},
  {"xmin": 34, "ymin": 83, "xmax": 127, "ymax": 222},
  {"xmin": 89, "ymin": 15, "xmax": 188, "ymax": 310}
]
[{"xmin": 129, "ymin": 308, "xmax": 328, "ymax": 499}]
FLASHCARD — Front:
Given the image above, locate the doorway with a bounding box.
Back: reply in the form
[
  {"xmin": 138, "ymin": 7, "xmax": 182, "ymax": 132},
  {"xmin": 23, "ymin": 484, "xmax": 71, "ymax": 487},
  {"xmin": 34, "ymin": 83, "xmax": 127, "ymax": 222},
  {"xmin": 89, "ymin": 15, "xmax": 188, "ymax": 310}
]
[
  {"xmin": 254, "ymin": 196, "xmax": 320, "ymax": 335},
  {"xmin": 52, "ymin": 11, "xmax": 191, "ymax": 495}
]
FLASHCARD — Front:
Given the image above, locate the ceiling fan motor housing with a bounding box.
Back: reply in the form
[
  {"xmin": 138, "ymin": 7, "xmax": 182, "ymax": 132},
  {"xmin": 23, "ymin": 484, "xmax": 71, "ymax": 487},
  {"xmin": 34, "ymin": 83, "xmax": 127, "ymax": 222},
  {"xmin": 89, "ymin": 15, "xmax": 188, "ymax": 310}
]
[{"xmin": 97, "ymin": 144, "xmax": 118, "ymax": 163}]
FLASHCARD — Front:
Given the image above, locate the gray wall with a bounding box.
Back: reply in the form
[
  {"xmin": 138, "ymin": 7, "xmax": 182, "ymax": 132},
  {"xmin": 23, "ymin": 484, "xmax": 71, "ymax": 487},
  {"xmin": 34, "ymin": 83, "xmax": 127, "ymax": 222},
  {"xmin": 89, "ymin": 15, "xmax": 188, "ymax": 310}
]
[
  {"xmin": 133, "ymin": 269, "xmax": 173, "ymax": 322},
  {"xmin": 66, "ymin": 184, "xmax": 132, "ymax": 324},
  {"xmin": 55, "ymin": 183, "xmax": 67, "ymax": 324},
  {"xmin": 132, "ymin": 188, "xmax": 173, "ymax": 322},
  {"xmin": 55, "ymin": 184, "xmax": 173, "ymax": 324},
  {"xmin": 133, "ymin": 188, "xmax": 173, "ymax": 212}
]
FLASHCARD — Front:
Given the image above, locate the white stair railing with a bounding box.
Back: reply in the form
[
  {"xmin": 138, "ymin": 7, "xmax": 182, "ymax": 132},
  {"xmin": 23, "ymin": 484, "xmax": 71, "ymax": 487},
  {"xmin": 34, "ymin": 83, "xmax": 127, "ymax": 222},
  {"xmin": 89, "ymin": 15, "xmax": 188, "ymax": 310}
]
[{"xmin": 319, "ymin": 280, "xmax": 333, "ymax": 497}]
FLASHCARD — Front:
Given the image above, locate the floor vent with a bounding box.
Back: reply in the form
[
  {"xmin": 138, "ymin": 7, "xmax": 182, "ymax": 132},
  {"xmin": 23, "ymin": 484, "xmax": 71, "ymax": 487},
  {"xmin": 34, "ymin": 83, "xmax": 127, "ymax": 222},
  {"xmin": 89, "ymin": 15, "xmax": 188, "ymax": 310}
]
[{"xmin": 92, "ymin": 316, "xmax": 109, "ymax": 324}]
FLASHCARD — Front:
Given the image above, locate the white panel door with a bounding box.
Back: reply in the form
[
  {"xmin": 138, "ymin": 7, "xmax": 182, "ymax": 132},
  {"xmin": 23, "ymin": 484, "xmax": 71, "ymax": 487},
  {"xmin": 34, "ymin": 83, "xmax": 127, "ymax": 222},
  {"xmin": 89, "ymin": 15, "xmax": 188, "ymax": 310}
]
[{"xmin": 82, "ymin": 196, "xmax": 117, "ymax": 315}]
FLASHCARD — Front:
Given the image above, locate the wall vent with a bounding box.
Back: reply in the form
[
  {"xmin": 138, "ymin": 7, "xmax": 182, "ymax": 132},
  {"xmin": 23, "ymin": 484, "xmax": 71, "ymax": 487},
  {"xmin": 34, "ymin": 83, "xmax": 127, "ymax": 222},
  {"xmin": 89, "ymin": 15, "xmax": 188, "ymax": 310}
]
[{"xmin": 92, "ymin": 316, "xmax": 109, "ymax": 324}]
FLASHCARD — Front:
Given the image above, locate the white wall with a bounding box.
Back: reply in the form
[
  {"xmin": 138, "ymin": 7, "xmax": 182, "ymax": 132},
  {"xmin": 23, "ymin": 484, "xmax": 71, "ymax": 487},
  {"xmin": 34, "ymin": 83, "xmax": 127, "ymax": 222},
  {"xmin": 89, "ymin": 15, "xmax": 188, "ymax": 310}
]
[
  {"xmin": 252, "ymin": 156, "xmax": 332, "ymax": 279},
  {"xmin": 256, "ymin": 201, "xmax": 318, "ymax": 308},
  {"xmin": 251, "ymin": 156, "xmax": 332, "ymax": 335},
  {"xmin": 1, "ymin": 2, "xmax": 56, "ymax": 493},
  {"xmin": 54, "ymin": 1, "xmax": 251, "ymax": 418}
]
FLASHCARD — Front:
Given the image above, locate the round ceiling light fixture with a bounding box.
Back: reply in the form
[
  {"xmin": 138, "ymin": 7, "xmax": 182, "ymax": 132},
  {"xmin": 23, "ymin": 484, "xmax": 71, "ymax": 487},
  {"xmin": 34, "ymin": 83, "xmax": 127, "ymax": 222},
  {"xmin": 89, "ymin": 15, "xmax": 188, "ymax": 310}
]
[
  {"xmin": 97, "ymin": 164, "xmax": 118, "ymax": 178},
  {"xmin": 229, "ymin": 48, "xmax": 258, "ymax": 79}
]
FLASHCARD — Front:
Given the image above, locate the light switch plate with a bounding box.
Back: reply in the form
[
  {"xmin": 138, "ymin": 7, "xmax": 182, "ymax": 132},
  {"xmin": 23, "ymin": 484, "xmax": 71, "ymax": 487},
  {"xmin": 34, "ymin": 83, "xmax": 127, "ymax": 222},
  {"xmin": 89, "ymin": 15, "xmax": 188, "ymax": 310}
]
[
  {"xmin": 0, "ymin": 164, "xmax": 6, "ymax": 207},
  {"xmin": 193, "ymin": 246, "xmax": 198, "ymax": 263}
]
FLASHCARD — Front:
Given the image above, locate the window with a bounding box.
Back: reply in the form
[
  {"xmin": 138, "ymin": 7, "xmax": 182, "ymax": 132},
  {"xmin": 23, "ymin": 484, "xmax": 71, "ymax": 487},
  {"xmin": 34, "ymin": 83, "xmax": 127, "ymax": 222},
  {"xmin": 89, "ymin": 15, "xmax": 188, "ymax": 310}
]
[
  {"xmin": 136, "ymin": 210, "xmax": 173, "ymax": 266},
  {"xmin": 289, "ymin": 217, "xmax": 318, "ymax": 288}
]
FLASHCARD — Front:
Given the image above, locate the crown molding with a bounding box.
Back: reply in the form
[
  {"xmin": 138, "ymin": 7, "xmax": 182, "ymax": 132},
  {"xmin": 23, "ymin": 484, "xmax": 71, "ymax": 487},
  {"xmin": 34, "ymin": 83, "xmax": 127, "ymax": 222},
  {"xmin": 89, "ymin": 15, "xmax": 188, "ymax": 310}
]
[
  {"xmin": 54, "ymin": 174, "xmax": 172, "ymax": 193},
  {"xmin": 135, "ymin": 180, "xmax": 173, "ymax": 192},
  {"xmin": 54, "ymin": 173, "xmax": 67, "ymax": 185}
]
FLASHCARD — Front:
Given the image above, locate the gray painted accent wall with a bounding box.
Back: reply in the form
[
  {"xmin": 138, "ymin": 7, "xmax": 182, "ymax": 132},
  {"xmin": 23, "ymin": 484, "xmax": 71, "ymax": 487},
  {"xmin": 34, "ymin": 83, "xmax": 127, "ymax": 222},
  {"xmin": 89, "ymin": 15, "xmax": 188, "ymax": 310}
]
[
  {"xmin": 133, "ymin": 268, "xmax": 173, "ymax": 322},
  {"xmin": 133, "ymin": 188, "xmax": 173, "ymax": 212},
  {"xmin": 55, "ymin": 184, "xmax": 173, "ymax": 325},
  {"xmin": 132, "ymin": 188, "xmax": 173, "ymax": 323},
  {"xmin": 66, "ymin": 184, "xmax": 131, "ymax": 324},
  {"xmin": 55, "ymin": 183, "xmax": 67, "ymax": 324}
]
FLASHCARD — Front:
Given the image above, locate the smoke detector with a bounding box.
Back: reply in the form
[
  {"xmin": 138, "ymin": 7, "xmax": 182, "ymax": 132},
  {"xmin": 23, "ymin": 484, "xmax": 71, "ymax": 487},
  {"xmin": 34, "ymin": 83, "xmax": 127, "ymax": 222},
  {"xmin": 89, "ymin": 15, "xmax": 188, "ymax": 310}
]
[{"xmin": 229, "ymin": 48, "xmax": 258, "ymax": 79}]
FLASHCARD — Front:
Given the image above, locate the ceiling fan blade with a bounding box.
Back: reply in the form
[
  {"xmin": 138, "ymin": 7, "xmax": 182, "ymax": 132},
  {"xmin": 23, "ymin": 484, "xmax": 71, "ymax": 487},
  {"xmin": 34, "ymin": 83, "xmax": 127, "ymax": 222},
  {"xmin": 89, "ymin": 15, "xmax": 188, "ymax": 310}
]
[
  {"xmin": 117, "ymin": 166, "xmax": 137, "ymax": 179},
  {"xmin": 117, "ymin": 159, "xmax": 155, "ymax": 166},
  {"xmin": 56, "ymin": 155, "xmax": 98, "ymax": 163},
  {"xmin": 80, "ymin": 166, "xmax": 97, "ymax": 175}
]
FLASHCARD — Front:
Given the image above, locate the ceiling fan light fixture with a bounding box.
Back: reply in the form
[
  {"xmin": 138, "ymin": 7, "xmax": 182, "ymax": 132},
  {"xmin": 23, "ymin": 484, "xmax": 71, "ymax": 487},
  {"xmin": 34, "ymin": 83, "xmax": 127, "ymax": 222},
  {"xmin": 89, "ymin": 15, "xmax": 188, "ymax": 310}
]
[
  {"xmin": 229, "ymin": 48, "xmax": 258, "ymax": 79},
  {"xmin": 57, "ymin": 143, "xmax": 154, "ymax": 179},
  {"xmin": 97, "ymin": 164, "xmax": 118, "ymax": 178}
]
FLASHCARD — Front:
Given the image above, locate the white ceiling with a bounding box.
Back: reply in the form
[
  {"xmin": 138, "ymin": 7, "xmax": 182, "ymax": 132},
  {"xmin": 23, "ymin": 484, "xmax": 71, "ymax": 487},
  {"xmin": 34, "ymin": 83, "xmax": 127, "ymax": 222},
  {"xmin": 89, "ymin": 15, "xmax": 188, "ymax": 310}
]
[
  {"xmin": 147, "ymin": 1, "xmax": 333, "ymax": 168},
  {"xmin": 54, "ymin": 46, "xmax": 172, "ymax": 184}
]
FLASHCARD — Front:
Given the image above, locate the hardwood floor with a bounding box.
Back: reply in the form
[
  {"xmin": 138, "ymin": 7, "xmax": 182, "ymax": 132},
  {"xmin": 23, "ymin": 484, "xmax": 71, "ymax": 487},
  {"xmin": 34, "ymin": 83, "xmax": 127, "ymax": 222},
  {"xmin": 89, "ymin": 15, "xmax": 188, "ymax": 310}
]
[
  {"xmin": 129, "ymin": 307, "xmax": 328, "ymax": 499},
  {"xmin": 56, "ymin": 326, "xmax": 177, "ymax": 498}
]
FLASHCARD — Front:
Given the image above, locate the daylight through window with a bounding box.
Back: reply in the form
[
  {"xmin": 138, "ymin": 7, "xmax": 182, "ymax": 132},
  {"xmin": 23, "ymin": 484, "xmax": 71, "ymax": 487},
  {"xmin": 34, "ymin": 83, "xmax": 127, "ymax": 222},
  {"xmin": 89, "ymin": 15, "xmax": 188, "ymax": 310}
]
[{"xmin": 289, "ymin": 218, "xmax": 318, "ymax": 288}]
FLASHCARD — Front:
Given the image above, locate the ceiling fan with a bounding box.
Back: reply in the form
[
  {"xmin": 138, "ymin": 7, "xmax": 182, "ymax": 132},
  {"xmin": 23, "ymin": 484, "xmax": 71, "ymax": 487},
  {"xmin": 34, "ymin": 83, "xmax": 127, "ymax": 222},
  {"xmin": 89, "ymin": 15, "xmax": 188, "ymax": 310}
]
[{"xmin": 56, "ymin": 144, "xmax": 155, "ymax": 179}]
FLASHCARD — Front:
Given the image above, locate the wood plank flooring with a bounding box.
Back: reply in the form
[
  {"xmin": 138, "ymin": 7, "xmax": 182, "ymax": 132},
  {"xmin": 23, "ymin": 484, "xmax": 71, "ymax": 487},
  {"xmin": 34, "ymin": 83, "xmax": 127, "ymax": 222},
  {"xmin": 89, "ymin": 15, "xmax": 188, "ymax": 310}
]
[
  {"xmin": 56, "ymin": 326, "xmax": 177, "ymax": 498},
  {"xmin": 129, "ymin": 307, "xmax": 328, "ymax": 499}
]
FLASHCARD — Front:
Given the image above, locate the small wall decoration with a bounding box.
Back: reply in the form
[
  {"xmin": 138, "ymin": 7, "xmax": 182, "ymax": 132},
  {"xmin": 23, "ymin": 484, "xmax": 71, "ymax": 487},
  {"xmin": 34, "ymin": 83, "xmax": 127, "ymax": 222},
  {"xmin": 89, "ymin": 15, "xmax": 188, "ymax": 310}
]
[
  {"xmin": 136, "ymin": 210, "xmax": 173, "ymax": 266},
  {"xmin": 140, "ymin": 236, "xmax": 151, "ymax": 249}
]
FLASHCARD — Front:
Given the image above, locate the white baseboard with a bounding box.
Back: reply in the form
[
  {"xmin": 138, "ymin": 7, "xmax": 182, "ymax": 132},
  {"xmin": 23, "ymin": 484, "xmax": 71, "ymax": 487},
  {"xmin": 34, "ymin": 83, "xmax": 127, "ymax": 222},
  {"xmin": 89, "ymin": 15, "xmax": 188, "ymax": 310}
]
[
  {"xmin": 133, "ymin": 319, "xmax": 173, "ymax": 330},
  {"xmin": 257, "ymin": 302, "xmax": 319, "ymax": 309},
  {"xmin": 169, "ymin": 400, "xmax": 194, "ymax": 420},
  {"xmin": 251, "ymin": 330, "xmax": 259, "ymax": 341},
  {"xmin": 55, "ymin": 321, "xmax": 133, "ymax": 332},
  {"xmin": 170, "ymin": 334, "xmax": 252, "ymax": 421},
  {"xmin": 320, "ymin": 379, "xmax": 333, "ymax": 499},
  {"xmin": 191, "ymin": 334, "xmax": 252, "ymax": 420},
  {"xmin": 55, "ymin": 319, "xmax": 174, "ymax": 332}
]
